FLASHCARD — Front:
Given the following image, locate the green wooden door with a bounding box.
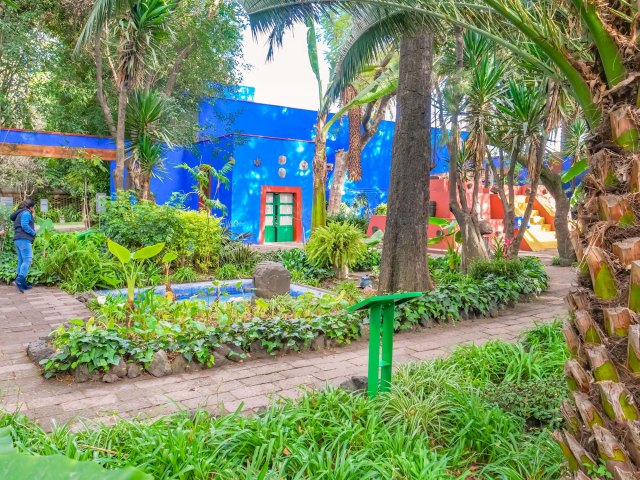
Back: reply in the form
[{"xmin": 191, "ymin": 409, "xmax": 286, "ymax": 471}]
[
  {"xmin": 276, "ymin": 193, "xmax": 294, "ymax": 242},
  {"xmin": 264, "ymin": 193, "xmax": 276, "ymax": 242},
  {"xmin": 263, "ymin": 192, "xmax": 295, "ymax": 243}
]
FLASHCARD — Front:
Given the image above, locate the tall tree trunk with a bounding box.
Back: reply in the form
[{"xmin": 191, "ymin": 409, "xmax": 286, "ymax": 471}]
[
  {"xmin": 446, "ymin": 28, "xmax": 488, "ymax": 271},
  {"xmin": 378, "ymin": 33, "xmax": 434, "ymax": 293},
  {"xmin": 328, "ymin": 149, "xmax": 348, "ymax": 215},
  {"xmin": 540, "ymin": 166, "xmax": 575, "ymax": 265},
  {"xmin": 311, "ymin": 113, "xmax": 328, "ymax": 230},
  {"xmin": 113, "ymin": 84, "xmax": 128, "ymax": 191}
]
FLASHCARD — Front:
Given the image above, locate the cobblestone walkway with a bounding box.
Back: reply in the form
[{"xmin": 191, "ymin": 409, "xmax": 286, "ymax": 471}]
[{"xmin": 0, "ymin": 265, "xmax": 573, "ymax": 429}]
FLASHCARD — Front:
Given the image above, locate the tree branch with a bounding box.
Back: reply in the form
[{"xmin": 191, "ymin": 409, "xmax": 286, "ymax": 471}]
[
  {"xmin": 164, "ymin": 42, "xmax": 195, "ymax": 97},
  {"xmin": 94, "ymin": 30, "xmax": 116, "ymax": 137}
]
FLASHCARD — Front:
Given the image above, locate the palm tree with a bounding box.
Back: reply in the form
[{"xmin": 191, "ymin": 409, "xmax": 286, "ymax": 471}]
[
  {"xmin": 126, "ymin": 89, "xmax": 172, "ymax": 200},
  {"xmin": 77, "ymin": 0, "xmax": 174, "ymax": 191},
  {"xmin": 242, "ymin": 3, "xmax": 438, "ymax": 291},
  {"xmin": 245, "ymin": 0, "xmax": 640, "ymax": 474}
]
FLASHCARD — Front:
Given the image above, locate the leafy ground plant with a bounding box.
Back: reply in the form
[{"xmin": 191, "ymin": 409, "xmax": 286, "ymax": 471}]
[{"xmin": 2, "ymin": 322, "xmax": 568, "ymax": 479}]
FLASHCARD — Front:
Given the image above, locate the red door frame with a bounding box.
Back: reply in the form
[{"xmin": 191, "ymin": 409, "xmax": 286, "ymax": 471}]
[{"xmin": 258, "ymin": 186, "xmax": 303, "ymax": 244}]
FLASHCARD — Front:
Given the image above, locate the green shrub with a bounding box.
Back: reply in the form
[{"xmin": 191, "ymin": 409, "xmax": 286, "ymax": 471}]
[
  {"xmin": 483, "ymin": 378, "xmax": 567, "ymax": 430},
  {"xmin": 373, "ymin": 203, "xmax": 387, "ymax": 215},
  {"xmin": 277, "ymin": 248, "xmax": 332, "ymax": 282},
  {"xmin": 43, "ymin": 290, "xmax": 363, "ymax": 376},
  {"xmin": 399, "ymin": 257, "xmax": 549, "ymax": 328},
  {"xmin": 100, "ymin": 192, "xmax": 222, "ymax": 272},
  {"xmin": 218, "ymin": 241, "xmax": 260, "ymax": 272},
  {"xmin": 216, "ymin": 264, "xmax": 241, "ymax": 280},
  {"xmin": 551, "ymin": 255, "xmax": 561, "ymax": 266},
  {"xmin": 327, "ymin": 210, "xmax": 369, "ymax": 234},
  {"xmin": 171, "ymin": 266, "xmax": 197, "ymax": 283},
  {"xmin": 468, "ymin": 258, "xmax": 525, "ymax": 280},
  {"xmin": 305, "ymin": 222, "xmax": 366, "ymax": 278},
  {"xmin": 32, "ymin": 231, "xmax": 121, "ymax": 293},
  {"xmin": 351, "ymin": 247, "xmax": 381, "ymax": 271}
]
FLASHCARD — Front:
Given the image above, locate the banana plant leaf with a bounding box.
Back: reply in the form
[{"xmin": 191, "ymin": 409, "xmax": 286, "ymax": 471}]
[
  {"xmin": 561, "ymin": 159, "xmax": 588, "ymax": 183},
  {"xmin": 0, "ymin": 427, "xmax": 151, "ymax": 480}
]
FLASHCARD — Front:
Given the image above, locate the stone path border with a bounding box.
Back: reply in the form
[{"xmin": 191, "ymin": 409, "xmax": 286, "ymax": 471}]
[{"xmin": 0, "ymin": 264, "xmax": 573, "ymax": 429}]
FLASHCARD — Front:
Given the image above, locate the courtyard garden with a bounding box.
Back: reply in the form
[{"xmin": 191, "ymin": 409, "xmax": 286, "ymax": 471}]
[{"xmin": 3, "ymin": 0, "xmax": 640, "ymax": 477}]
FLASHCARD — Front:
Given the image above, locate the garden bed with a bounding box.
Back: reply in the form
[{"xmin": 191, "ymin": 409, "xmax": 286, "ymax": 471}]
[{"xmin": 28, "ymin": 257, "xmax": 550, "ymax": 385}]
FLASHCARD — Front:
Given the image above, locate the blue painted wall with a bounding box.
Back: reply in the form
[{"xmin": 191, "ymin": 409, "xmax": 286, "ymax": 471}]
[{"xmin": 226, "ymin": 135, "xmax": 315, "ymax": 242}]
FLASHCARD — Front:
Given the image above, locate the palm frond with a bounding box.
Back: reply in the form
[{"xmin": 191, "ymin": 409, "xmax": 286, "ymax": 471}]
[{"xmin": 76, "ymin": 0, "xmax": 133, "ymax": 51}]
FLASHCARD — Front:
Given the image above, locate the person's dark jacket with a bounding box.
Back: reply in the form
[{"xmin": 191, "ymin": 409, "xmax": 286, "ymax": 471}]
[{"xmin": 10, "ymin": 209, "xmax": 36, "ymax": 243}]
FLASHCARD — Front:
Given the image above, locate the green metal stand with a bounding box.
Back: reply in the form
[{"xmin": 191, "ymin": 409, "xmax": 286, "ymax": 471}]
[{"xmin": 349, "ymin": 292, "xmax": 422, "ymax": 398}]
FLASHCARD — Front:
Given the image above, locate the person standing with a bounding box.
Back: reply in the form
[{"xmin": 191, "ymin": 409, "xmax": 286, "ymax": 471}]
[{"xmin": 10, "ymin": 199, "xmax": 36, "ymax": 293}]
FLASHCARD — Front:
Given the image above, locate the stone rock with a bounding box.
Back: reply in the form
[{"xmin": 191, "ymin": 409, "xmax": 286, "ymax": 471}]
[
  {"xmin": 147, "ymin": 350, "xmax": 171, "ymax": 377},
  {"xmin": 27, "ymin": 338, "xmax": 56, "ymax": 365},
  {"xmin": 216, "ymin": 343, "xmax": 245, "ymax": 363},
  {"xmin": 310, "ymin": 335, "xmax": 326, "ymax": 351},
  {"xmin": 488, "ymin": 308, "xmax": 499, "ymax": 318},
  {"xmin": 127, "ymin": 362, "xmax": 142, "ymax": 379},
  {"xmin": 109, "ymin": 358, "xmax": 127, "ymax": 378},
  {"xmin": 74, "ymin": 293, "xmax": 91, "ymax": 303},
  {"xmin": 102, "ymin": 373, "xmax": 120, "ymax": 383},
  {"xmin": 339, "ymin": 376, "xmax": 368, "ymax": 393},
  {"xmin": 171, "ymin": 354, "xmax": 189, "ymax": 374},
  {"xmin": 249, "ymin": 340, "xmax": 271, "ymax": 359},
  {"xmin": 73, "ymin": 364, "xmax": 91, "ymax": 383},
  {"xmin": 253, "ymin": 262, "xmax": 290, "ymax": 299},
  {"xmin": 213, "ymin": 350, "xmax": 229, "ymax": 367}
]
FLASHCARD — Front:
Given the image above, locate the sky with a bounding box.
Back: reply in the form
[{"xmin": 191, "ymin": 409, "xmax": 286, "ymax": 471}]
[{"xmin": 240, "ymin": 24, "xmax": 331, "ymax": 111}]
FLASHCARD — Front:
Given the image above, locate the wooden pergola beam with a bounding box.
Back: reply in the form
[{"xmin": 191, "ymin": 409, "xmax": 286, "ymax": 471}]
[{"xmin": 0, "ymin": 142, "xmax": 115, "ymax": 161}]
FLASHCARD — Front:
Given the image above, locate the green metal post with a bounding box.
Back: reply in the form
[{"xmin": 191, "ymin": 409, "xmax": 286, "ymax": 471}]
[
  {"xmin": 367, "ymin": 304, "xmax": 382, "ymax": 398},
  {"xmin": 380, "ymin": 303, "xmax": 395, "ymax": 393}
]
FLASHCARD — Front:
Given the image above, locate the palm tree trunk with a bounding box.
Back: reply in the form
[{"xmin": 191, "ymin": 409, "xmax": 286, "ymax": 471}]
[
  {"xmin": 311, "ymin": 113, "xmax": 328, "ymax": 230},
  {"xmin": 328, "ymin": 149, "xmax": 348, "ymax": 215},
  {"xmin": 113, "ymin": 84, "xmax": 129, "ymax": 191},
  {"xmin": 378, "ymin": 33, "xmax": 434, "ymax": 293}
]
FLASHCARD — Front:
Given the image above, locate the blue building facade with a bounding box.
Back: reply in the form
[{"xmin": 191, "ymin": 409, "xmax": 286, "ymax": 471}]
[{"xmin": 110, "ymin": 95, "xmax": 455, "ymax": 244}]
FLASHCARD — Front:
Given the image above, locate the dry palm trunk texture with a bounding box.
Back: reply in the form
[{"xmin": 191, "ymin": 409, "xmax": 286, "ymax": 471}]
[{"xmin": 558, "ymin": 104, "xmax": 640, "ymax": 479}]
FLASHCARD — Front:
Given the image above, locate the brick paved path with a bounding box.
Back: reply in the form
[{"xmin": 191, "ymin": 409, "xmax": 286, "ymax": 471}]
[{"xmin": 0, "ymin": 265, "xmax": 573, "ymax": 429}]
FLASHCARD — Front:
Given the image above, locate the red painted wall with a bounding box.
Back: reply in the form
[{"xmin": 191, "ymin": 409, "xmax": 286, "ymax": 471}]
[{"xmin": 366, "ymin": 178, "xmax": 551, "ymax": 252}]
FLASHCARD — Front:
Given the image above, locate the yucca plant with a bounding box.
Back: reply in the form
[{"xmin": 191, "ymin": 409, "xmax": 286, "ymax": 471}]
[
  {"xmin": 305, "ymin": 222, "xmax": 366, "ymax": 279},
  {"xmin": 76, "ymin": 0, "xmax": 175, "ymax": 191}
]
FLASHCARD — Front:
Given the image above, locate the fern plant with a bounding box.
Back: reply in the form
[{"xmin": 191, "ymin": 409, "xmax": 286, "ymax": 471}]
[{"xmin": 305, "ymin": 222, "xmax": 366, "ymax": 279}]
